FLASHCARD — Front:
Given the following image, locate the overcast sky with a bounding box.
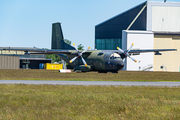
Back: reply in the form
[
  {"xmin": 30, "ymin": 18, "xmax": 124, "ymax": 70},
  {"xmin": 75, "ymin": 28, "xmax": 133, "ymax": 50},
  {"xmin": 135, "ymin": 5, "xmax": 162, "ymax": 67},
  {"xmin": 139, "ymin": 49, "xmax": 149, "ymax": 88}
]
[{"xmin": 0, "ymin": 0, "xmax": 179, "ymax": 49}]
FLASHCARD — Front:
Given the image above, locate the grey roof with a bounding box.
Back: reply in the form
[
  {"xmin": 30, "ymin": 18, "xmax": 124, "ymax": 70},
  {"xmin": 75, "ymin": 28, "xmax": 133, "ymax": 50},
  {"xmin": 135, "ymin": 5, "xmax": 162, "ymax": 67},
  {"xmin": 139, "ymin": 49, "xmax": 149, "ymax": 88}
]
[
  {"xmin": 147, "ymin": 1, "xmax": 180, "ymax": 6},
  {"xmin": 0, "ymin": 47, "xmax": 40, "ymax": 50},
  {"xmin": 153, "ymin": 31, "xmax": 180, "ymax": 35}
]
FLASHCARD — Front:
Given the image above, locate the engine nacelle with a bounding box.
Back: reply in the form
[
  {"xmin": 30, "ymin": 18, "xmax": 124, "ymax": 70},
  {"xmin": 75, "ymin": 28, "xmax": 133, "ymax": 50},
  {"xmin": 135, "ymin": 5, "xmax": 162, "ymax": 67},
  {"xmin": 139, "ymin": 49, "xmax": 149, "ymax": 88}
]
[
  {"xmin": 24, "ymin": 51, "xmax": 30, "ymax": 55},
  {"xmin": 74, "ymin": 65, "xmax": 91, "ymax": 72}
]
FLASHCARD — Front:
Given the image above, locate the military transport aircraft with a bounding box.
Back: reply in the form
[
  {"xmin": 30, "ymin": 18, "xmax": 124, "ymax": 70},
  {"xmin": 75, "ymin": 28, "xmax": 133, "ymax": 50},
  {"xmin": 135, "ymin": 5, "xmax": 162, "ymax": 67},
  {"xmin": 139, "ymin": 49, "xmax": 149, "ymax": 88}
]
[{"xmin": 1, "ymin": 23, "xmax": 176, "ymax": 73}]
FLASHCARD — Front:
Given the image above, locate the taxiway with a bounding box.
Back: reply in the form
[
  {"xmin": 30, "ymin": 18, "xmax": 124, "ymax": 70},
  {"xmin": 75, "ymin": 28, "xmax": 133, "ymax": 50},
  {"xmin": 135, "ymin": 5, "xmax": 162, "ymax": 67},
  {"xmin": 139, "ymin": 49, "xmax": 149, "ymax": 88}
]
[{"xmin": 0, "ymin": 80, "xmax": 180, "ymax": 87}]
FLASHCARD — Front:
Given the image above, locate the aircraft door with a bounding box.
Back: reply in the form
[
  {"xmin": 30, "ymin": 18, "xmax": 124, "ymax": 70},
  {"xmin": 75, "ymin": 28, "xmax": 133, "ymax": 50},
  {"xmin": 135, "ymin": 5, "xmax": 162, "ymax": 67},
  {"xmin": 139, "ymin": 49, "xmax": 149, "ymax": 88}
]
[{"xmin": 93, "ymin": 52, "xmax": 104, "ymax": 71}]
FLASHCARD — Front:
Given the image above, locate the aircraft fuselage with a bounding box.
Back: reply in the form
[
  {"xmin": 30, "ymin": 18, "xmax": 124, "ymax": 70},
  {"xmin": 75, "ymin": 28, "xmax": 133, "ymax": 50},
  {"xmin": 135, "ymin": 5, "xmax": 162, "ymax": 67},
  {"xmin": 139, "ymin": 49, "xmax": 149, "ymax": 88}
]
[{"xmin": 58, "ymin": 50, "xmax": 124, "ymax": 72}]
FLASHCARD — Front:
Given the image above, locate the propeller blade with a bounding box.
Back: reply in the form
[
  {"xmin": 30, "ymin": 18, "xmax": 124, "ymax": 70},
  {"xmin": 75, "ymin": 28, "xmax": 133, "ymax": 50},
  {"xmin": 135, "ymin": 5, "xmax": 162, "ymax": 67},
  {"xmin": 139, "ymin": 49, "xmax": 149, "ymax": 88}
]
[
  {"xmin": 128, "ymin": 56, "xmax": 137, "ymax": 63},
  {"xmin": 70, "ymin": 43, "xmax": 89, "ymax": 66},
  {"xmin": 127, "ymin": 43, "xmax": 134, "ymax": 53},
  {"xmin": 69, "ymin": 56, "xmax": 78, "ymax": 63},
  {"xmin": 117, "ymin": 43, "xmax": 137, "ymax": 63},
  {"xmin": 82, "ymin": 47, "xmax": 90, "ymax": 54},
  {"xmin": 123, "ymin": 58, "xmax": 125, "ymax": 63},
  {"xmin": 73, "ymin": 43, "xmax": 79, "ymax": 52},
  {"xmin": 81, "ymin": 56, "xmax": 87, "ymax": 66},
  {"xmin": 117, "ymin": 47, "xmax": 124, "ymax": 53}
]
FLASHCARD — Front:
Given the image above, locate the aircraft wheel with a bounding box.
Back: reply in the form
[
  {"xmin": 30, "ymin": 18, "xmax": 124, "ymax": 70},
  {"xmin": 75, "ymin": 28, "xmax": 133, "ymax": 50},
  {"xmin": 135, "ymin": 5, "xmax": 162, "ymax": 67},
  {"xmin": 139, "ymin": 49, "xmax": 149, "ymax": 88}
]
[
  {"xmin": 112, "ymin": 71, "xmax": 118, "ymax": 73},
  {"xmin": 98, "ymin": 71, "xmax": 107, "ymax": 73},
  {"xmin": 75, "ymin": 70, "xmax": 82, "ymax": 73}
]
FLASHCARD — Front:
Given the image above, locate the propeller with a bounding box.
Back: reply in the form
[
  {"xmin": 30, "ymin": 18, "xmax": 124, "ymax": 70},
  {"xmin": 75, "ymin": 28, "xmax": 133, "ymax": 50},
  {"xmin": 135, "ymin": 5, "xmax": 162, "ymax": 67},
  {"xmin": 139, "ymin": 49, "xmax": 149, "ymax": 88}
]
[
  {"xmin": 69, "ymin": 43, "xmax": 90, "ymax": 66},
  {"xmin": 117, "ymin": 43, "xmax": 137, "ymax": 63}
]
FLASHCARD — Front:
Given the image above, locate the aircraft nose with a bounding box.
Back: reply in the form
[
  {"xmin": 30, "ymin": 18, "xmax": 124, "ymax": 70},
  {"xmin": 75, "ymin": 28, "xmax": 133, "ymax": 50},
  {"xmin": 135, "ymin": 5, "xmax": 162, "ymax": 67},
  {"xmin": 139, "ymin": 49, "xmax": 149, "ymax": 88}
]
[{"xmin": 116, "ymin": 61, "xmax": 124, "ymax": 70}]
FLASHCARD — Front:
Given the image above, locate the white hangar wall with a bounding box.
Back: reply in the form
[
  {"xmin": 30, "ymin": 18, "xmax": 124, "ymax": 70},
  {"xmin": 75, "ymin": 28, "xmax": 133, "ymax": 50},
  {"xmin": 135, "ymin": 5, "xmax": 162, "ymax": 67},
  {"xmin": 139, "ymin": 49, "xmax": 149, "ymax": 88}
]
[
  {"xmin": 122, "ymin": 30, "xmax": 154, "ymax": 71},
  {"xmin": 147, "ymin": 1, "xmax": 180, "ymax": 32},
  {"xmin": 152, "ymin": 6, "xmax": 180, "ymax": 31}
]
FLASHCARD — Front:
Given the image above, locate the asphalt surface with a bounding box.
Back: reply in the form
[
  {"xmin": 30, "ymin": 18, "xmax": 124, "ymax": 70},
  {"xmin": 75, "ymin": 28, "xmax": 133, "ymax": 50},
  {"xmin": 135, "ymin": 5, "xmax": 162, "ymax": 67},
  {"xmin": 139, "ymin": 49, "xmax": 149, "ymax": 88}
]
[{"xmin": 0, "ymin": 80, "xmax": 180, "ymax": 86}]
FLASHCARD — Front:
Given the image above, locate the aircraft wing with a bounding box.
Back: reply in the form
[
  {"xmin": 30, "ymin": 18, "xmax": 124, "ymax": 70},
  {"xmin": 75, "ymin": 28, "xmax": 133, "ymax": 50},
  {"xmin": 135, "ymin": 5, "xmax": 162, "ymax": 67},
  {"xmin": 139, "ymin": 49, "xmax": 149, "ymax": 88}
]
[
  {"xmin": 129, "ymin": 49, "xmax": 176, "ymax": 54},
  {"xmin": 0, "ymin": 47, "xmax": 176, "ymax": 55},
  {"xmin": 0, "ymin": 47, "xmax": 92, "ymax": 55}
]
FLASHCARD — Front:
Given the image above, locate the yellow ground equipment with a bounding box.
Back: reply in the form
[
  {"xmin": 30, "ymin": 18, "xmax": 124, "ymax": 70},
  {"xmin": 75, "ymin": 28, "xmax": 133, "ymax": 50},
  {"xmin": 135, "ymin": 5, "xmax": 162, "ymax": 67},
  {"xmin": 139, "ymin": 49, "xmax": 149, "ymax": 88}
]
[{"xmin": 45, "ymin": 63, "xmax": 63, "ymax": 70}]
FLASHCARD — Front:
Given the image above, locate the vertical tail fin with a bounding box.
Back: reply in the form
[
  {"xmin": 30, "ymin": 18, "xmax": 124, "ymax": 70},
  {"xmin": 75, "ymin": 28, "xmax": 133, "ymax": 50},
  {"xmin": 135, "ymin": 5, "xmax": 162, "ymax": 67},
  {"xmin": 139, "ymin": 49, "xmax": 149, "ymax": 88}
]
[{"xmin": 51, "ymin": 22, "xmax": 75, "ymax": 50}]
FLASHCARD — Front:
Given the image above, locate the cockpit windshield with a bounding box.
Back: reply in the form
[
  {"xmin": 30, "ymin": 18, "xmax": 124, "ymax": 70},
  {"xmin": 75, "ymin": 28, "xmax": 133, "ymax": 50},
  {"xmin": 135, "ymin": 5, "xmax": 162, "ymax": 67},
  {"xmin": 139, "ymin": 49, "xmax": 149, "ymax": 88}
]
[{"xmin": 110, "ymin": 53, "xmax": 121, "ymax": 60}]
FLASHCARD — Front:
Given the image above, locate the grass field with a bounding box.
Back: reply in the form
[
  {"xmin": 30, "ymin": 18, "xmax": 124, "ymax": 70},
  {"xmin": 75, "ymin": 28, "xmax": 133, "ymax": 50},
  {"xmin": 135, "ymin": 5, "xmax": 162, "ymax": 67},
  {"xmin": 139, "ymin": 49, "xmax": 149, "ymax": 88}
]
[
  {"xmin": 1, "ymin": 70, "xmax": 180, "ymax": 119},
  {"xmin": 0, "ymin": 69, "xmax": 180, "ymax": 81},
  {"xmin": 0, "ymin": 84, "xmax": 180, "ymax": 120}
]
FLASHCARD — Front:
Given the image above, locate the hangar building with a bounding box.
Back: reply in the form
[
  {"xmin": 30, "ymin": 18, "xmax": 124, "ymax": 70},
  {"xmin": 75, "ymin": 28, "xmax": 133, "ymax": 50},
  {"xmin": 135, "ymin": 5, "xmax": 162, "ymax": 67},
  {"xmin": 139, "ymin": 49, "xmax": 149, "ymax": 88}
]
[
  {"xmin": 95, "ymin": 1, "xmax": 180, "ymax": 72},
  {"xmin": 0, "ymin": 47, "xmax": 51, "ymax": 69}
]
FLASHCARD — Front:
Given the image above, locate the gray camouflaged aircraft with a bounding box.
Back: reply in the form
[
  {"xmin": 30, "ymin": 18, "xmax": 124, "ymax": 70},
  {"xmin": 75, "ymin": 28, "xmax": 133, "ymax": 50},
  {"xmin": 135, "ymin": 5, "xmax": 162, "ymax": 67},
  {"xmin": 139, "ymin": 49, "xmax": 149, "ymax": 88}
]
[{"xmin": 1, "ymin": 23, "xmax": 176, "ymax": 73}]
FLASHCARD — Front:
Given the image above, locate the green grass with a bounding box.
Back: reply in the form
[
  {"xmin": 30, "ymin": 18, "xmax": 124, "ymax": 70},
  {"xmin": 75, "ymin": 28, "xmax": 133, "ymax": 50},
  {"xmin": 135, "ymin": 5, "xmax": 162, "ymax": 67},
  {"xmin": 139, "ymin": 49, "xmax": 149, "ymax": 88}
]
[
  {"xmin": 0, "ymin": 69, "xmax": 180, "ymax": 81},
  {"xmin": 0, "ymin": 84, "xmax": 180, "ymax": 119}
]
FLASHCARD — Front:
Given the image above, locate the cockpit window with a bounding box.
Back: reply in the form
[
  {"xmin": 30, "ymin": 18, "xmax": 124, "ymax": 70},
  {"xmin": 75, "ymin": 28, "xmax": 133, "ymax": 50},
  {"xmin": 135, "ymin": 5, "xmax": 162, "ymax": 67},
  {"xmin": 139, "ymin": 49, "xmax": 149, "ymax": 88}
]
[{"xmin": 110, "ymin": 53, "xmax": 121, "ymax": 60}]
